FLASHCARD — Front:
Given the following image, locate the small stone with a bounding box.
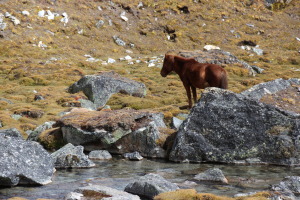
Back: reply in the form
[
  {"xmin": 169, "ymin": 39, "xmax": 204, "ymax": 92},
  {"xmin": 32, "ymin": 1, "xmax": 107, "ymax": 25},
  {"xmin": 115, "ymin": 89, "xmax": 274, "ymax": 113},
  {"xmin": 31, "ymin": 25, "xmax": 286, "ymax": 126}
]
[
  {"xmin": 124, "ymin": 55, "xmax": 132, "ymax": 60},
  {"xmin": 96, "ymin": 20, "xmax": 104, "ymax": 28},
  {"xmin": 38, "ymin": 10, "xmax": 45, "ymax": 17},
  {"xmin": 204, "ymin": 45, "xmax": 220, "ymax": 51},
  {"xmin": 107, "ymin": 58, "xmax": 116, "ymax": 64},
  {"xmin": 89, "ymin": 150, "xmax": 112, "ymax": 160},
  {"xmin": 125, "ymin": 173, "xmax": 179, "ymax": 199},
  {"xmin": 193, "ymin": 168, "xmax": 228, "ymax": 184},
  {"xmin": 123, "ymin": 151, "xmax": 143, "ymax": 161},
  {"xmin": 11, "ymin": 114, "xmax": 22, "ymax": 120},
  {"xmin": 22, "ymin": 11, "xmax": 30, "ymax": 16},
  {"xmin": 46, "ymin": 10, "xmax": 55, "ymax": 20},
  {"xmin": 113, "ymin": 36, "xmax": 126, "ymax": 46}
]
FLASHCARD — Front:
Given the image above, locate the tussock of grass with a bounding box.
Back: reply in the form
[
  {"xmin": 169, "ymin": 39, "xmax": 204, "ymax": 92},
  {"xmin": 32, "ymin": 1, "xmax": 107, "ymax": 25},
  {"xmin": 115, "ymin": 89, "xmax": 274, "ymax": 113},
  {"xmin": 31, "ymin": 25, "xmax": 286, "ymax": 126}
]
[{"xmin": 154, "ymin": 189, "xmax": 272, "ymax": 200}]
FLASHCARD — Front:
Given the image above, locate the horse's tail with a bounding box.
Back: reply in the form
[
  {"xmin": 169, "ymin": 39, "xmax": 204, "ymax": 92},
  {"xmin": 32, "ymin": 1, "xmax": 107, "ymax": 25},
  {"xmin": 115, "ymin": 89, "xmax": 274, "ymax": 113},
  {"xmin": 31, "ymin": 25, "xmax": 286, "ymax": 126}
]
[{"xmin": 220, "ymin": 70, "xmax": 228, "ymax": 89}]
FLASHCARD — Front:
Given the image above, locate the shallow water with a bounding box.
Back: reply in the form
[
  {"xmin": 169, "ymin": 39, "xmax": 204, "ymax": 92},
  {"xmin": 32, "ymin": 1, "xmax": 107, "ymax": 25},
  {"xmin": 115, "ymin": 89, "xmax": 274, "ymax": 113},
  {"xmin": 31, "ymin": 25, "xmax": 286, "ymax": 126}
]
[{"xmin": 1, "ymin": 157, "xmax": 300, "ymax": 199}]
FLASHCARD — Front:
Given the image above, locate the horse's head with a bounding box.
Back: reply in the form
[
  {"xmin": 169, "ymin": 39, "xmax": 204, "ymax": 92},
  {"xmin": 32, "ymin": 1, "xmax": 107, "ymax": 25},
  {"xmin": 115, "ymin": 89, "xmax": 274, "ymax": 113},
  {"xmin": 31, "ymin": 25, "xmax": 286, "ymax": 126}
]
[{"xmin": 160, "ymin": 54, "xmax": 174, "ymax": 77}]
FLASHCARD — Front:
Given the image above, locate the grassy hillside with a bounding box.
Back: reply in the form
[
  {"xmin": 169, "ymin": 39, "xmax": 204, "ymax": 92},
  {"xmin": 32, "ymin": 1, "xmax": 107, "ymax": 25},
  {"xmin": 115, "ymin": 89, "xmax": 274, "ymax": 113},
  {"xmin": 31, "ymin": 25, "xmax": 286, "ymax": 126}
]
[{"xmin": 0, "ymin": 0, "xmax": 299, "ymax": 136}]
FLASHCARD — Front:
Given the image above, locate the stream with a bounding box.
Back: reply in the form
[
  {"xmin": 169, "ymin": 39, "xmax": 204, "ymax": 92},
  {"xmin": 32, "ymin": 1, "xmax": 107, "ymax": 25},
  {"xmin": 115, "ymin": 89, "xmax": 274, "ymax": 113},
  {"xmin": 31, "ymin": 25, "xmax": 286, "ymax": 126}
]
[{"xmin": 1, "ymin": 157, "xmax": 299, "ymax": 199}]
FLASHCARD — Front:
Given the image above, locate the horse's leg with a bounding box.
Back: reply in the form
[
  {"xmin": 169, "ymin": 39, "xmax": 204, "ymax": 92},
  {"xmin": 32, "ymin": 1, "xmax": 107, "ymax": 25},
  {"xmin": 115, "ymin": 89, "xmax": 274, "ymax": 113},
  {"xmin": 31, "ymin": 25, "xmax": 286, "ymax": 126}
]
[
  {"xmin": 191, "ymin": 85, "xmax": 197, "ymax": 104},
  {"xmin": 183, "ymin": 83, "xmax": 192, "ymax": 109}
]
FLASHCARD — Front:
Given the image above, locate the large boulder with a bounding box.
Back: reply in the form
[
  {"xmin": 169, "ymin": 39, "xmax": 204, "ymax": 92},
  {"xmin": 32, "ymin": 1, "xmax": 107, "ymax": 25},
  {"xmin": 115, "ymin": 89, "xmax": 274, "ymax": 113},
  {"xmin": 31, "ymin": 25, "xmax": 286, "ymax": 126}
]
[
  {"xmin": 51, "ymin": 143, "xmax": 95, "ymax": 169},
  {"xmin": 179, "ymin": 49, "xmax": 260, "ymax": 75},
  {"xmin": 270, "ymin": 176, "xmax": 300, "ymax": 200},
  {"xmin": 169, "ymin": 87, "xmax": 300, "ymax": 165},
  {"xmin": 241, "ymin": 78, "xmax": 300, "ymax": 100},
  {"xmin": 0, "ymin": 135, "xmax": 54, "ymax": 186},
  {"xmin": 68, "ymin": 71, "xmax": 147, "ymax": 109},
  {"xmin": 124, "ymin": 173, "xmax": 179, "ymax": 199},
  {"xmin": 65, "ymin": 185, "xmax": 140, "ymax": 200},
  {"xmin": 0, "ymin": 128, "xmax": 23, "ymax": 138},
  {"xmin": 55, "ymin": 109, "xmax": 166, "ymax": 158}
]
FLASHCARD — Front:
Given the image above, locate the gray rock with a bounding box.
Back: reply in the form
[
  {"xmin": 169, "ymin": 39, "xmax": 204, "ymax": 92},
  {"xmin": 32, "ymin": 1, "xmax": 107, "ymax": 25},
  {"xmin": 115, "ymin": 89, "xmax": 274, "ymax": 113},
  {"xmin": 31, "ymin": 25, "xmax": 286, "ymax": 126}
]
[
  {"xmin": 193, "ymin": 168, "xmax": 228, "ymax": 184},
  {"xmin": 66, "ymin": 185, "xmax": 140, "ymax": 200},
  {"xmin": 65, "ymin": 192, "xmax": 83, "ymax": 200},
  {"xmin": 96, "ymin": 20, "xmax": 104, "ymax": 28},
  {"xmin": 241, "ymin": 78, "xmax": 300, "ymax": 101},
  {"xmin": 124, "ymin": 173, "xmax": 179, "ymax": 199},
  {"xmin": 252, "ymin": 47, "xmax": 264, "ymax": 55},
  {"xmin": 57, "ymin": 109, "xmax": 166, "ymax": 158},
  {"xmin": 11, "ymin": 114, "xmax": 22, "ymax": 120},
  {"xmin": 0, "ymin": 97, "xmax": 13, "ymax": 104},
  {"xmin": 113, "ymin": 36, "xmax": 126, "ymax": 46},
  {"xmin": 27, "ymin": 121, "xmax": 55, "ymax": 141},
  {"xmin": 123, "ymin": 151, "xmax": 143, "ymax": 161},
  {"xmin": 78, "ymin": 99, "xmax": 97, "ymax": 110},
  {"xmin": 171, "ymin": 117, "xmax": 183, "ymax": 130},
  {"xmin": 0, "ymin": 128, "xmax": 22, "ymax": 138},
  {"xmin": 270, "ymin": 176, "xmax": 300, "ymax": 200},
  {"xmin": 89, "ymin": 150, "xmax": 112, "ymax": 160},
  {"xmin": 0, "ymin": 135, "xmax": 54, "ymax": 186},
  {"xmin": 68, "ymin": 71, "xmax": 147, "ymax": 109},
  {"xmin": 169, "ymin": 87, "xmax": 300, "ymax": 165},
  {"xmin": 51, "ymin": 143, "xmax": 95, "ymax": 169}
]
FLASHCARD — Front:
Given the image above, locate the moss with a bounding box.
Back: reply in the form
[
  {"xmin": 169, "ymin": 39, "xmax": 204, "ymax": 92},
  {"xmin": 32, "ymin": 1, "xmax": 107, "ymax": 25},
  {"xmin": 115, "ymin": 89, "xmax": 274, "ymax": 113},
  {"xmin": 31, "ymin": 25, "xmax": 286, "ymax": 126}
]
[{"xmin": 38, "ymin": 128, "xmax": 66, "ymax": 151}]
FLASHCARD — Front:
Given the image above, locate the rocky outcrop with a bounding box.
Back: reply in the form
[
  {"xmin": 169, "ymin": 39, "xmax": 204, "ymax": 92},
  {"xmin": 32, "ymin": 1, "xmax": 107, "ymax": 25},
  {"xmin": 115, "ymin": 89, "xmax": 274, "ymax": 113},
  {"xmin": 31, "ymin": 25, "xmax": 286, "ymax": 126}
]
[
  {"xmin": 179, "ymin": 49, "xmax": 261, "ymax": 75},
  {"xmin": 0, "ymin": 135, "xmax": 54, "ymax": 186},
  {"xmin": 241, "ymin": 78, "xmax": 300, "ymax": 100},
  {"xmin": 66, "ymin": 185, "xmax": 140, "ymax": 200},
  {"xmin": 51, "ymin": 143, "xmax": 95, "ymax": 169},
  {"xmin": 270, "ymin": 176, "xmax": 300, "ymax": 200},
  {"xmin": 0, "ymin": 128, "xmax": 22, "ymax": 138},
  {"xmin": 68, "ymin": 71, "xmax": 147, "ymax": 109},
  {"xmin": 55, "ymin": 109, "xmax": 166, "ymax": 158},
  {"xmin": 169, "ymin": 87, "xmax": 300, "ymax": 166},
  {"xmin": 193, "ymin": 168, "xmax": 228, "ymax": 184},
  {"xmin": 124, "ymin": 173, "xmax": 179, "ymax": 199}
]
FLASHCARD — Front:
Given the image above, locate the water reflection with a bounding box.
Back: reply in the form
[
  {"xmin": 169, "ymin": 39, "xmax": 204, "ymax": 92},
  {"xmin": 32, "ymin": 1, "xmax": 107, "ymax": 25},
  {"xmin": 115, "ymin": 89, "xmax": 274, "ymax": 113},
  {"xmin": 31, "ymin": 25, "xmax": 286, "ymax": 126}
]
[{"xmin": 1, "ymin": 157, "xmax": 299, "ymax": 199}]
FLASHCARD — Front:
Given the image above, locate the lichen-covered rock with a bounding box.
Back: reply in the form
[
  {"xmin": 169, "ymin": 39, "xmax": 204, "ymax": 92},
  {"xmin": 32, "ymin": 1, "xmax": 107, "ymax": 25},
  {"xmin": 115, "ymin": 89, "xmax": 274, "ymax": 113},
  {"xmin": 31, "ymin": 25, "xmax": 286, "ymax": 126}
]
[
  {"xmin": 0, "ymin": 135, "xmax": 54, "ymax": 186},
  {"xmin": 51, "ymin": 143, "xmax": 95, "ymax": 169},
  {"xmin": 124, "ymin": 173, "xmax": 179, "ymax": 199},
  {"xmin": 241, "ymin": 78, "xmax": 300, "ymax": 100},
  {"xmin": 65, "ymin": 185, "xmax": 140, "ymax": 200},
  {"xmin": 55, "ymin": 109, "xmax": 166, "ymax": 158},
  {"xmin": 0, "ymin": 128, "xmax": 23, "ymax": 138},
  {"xmin": 68, "ymin": 71, "xmax": 147, "ymax": 109},
  {"xmin": 169, "ymin": 87, "xmax": 300, "ymax": 166},
  {"xmin": 270, "ymin": 176, "xmax": 300, "ymax": 200},
  {"xmin": 193, "ymin": 168, "xmax": 228, "ymax": 184}
]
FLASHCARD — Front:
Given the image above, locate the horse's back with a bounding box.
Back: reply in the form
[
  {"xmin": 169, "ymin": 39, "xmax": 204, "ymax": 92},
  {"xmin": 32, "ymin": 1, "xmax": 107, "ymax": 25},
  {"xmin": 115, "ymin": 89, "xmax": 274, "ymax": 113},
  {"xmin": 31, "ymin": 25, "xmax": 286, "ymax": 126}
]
[{"xmin": 204, "ymin": 64, "xmax": 228, "ymax": 89}]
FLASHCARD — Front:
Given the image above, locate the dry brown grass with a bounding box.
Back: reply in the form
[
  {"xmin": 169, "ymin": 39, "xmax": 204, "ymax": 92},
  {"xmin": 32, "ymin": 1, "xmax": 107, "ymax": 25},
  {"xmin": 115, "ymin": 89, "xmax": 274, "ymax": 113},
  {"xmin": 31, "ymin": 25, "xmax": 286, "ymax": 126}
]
[{"xmin": 154, "ymin": 189, "xmax": 272, "ymax": 200}]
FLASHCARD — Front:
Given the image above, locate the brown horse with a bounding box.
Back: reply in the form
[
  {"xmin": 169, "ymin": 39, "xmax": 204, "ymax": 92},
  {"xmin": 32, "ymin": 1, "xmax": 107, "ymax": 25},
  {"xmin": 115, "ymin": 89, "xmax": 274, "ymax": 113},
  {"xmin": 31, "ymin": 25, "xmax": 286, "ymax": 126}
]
[{"xmin": 160, "ymin": 54, "xmax": 228, "ymax": 108}]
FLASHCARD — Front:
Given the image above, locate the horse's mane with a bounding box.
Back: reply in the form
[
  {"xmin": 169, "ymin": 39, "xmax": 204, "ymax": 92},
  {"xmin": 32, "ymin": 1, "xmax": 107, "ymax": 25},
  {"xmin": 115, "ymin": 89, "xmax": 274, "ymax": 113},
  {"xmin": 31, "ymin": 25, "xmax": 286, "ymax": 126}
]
[{"xmin": 174, "ymin": 55, "xmax": 197, "ymax": 63}]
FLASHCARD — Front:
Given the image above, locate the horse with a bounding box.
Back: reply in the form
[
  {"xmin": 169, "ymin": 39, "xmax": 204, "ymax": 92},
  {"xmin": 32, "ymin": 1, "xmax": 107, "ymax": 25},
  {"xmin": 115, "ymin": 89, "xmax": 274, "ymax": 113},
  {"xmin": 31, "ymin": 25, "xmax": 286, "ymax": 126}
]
[{"xmin": 160, "ymin": 54, "xmax": 228, "ymax": 109}]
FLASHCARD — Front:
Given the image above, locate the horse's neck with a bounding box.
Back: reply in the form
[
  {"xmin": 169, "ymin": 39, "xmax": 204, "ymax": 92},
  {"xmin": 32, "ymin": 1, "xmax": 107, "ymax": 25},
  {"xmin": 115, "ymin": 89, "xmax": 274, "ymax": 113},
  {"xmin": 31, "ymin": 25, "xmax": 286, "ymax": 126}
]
[{"xmin": 173, "ymin": 56, "xmax": 193, "ymax": 74}]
